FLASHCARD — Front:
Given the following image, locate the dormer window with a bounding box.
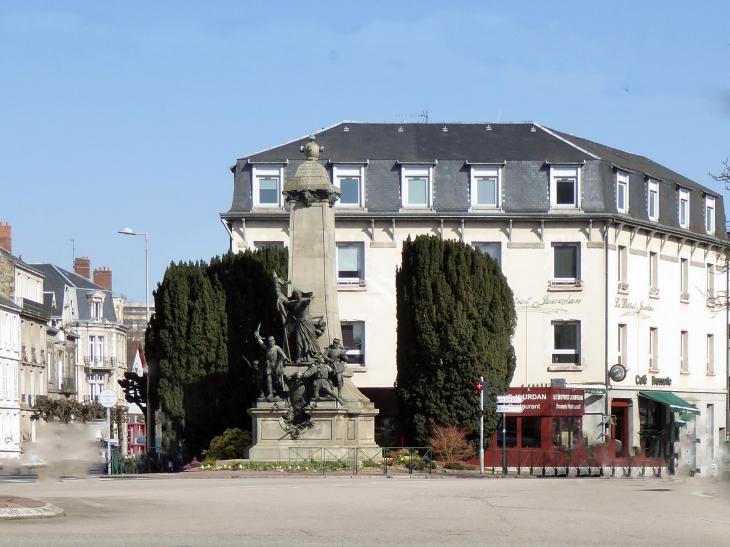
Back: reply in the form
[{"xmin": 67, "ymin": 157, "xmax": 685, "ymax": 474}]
[
  {"xmin": 616, "ymin": 171, "xmax": 629, "ymax": 213},
  {"xmin": 647, "ymin": 180, "xmax": 659, "ymax": 221},
  {"xmin": 400, "ymin": 166, "xmax": 433, "ymax": 208},
  {"xmin": 470, "ymin": 167, "xmax": 501, "ymax": 209},
  {"xmin": 89, "ymin": 292, "xmax": 104, "ymax": 320},
  {"xmin": 705, "ymin": 195, "xmax": 715, "ymax": 235},
  {"xmin": 550, "ymin": 166, "xmax": 580, "ymax": 209},
  {"xmin": 678, "ymin": 188, "xmax": 690, "ymax": 229},
  {"xmin": 90, "ymin": 300, "xmax": 101, "ymax": 319},
  {"xmin": 332, "ymin": 165, "xmax": 364, "ymax": 208},
  {"xmin": 252, "ymin": 166, "xmax": 284, "ymax": 208}
]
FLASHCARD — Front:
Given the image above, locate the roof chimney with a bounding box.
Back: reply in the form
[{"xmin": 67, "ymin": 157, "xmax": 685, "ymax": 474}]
[
  {"xmin": 74, "ymin": 256, "xmax": 90, "ymax": 279},
  {"xmin": 93, "ymin": 266, "xmax": 112, "ymax": 291},
  {"xmin": 0, "ymin": 222, "xmax": 11, "ymax": 253}
]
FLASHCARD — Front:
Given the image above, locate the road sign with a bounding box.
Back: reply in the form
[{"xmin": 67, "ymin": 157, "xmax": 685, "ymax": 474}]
[
  {"xmin": 496, "ymin": 395, "xmax": 523, "ymax": 404},
  {"xmin": 98, "ymin": 389, "xmax": 119, "ymax": 408},
  {"xmin": 496, "ymin": 404, "xmax": 523, "ymax": 413}
]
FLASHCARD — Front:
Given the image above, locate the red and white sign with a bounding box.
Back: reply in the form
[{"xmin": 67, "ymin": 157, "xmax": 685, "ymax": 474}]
[{"xmin": 505, "ymin": 387, "xmax": 584, "ymax": 417}]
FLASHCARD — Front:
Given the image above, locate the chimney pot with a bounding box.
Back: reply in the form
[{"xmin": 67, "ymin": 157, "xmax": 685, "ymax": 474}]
[
  {"xmin": 74, "ymin": 257, "xmax": 91, "ymax": 280},
  {"xmin": 93, "ymin": 267, "xmax": 112, "ymax": 291}
]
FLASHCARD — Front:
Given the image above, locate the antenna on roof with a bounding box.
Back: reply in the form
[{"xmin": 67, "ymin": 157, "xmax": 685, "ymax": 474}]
[
  {"xmin": 394, "ymin": 110, "xmax": 429, "ymax": 123},
  {"xmin": 497, "ymin": 106, "xmax": 501, "ymax": 123},
  {"xmin": 420, "ymin": 110, "xmax": 428, "ymax": 123},
  {"xmin": 68, "ymin": 238, "xmax": 75, "ymax": 268}
]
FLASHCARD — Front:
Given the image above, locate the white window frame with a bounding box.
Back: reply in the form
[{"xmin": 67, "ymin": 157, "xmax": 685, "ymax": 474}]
[
  {"xmin": 705, "ymin": 195, "xmax": 715, "ymax": 235},
  {"xmin": 400, "ymin": 166, "xmax": 433, "ymax": 209},
  {"xmin": 616, "ymin": 171, "xmax": 629, "ymax": 213},
  {"xmin": 332, "ymin": 165, "xmax": 365, "ymax": 208},
  {"xmin": 90, "ymin": 299, "xmax": 102, "ymax": 320},
  {"xmin": 647, "ymin": 180, "xmax": 659, "ymax": 221},
  {"xmin": 340, "ymin": 321, "xmax": 365, "ymax": 367},
  {"xmin": 252, "ymin": 166, "xmax": 284, "ymax": 208},
  {"xmin": 336, "ymin": 242, "xmax": 364, "ymax": 283},
  {"xmin": 553, "ymin": 243, "xmax": 580, "ymax": 281},
  {"xmin": 617, "ymin": 324, "xmax": 627, "ymax": 367},
  {"xmin": 680, "ymin": 330, "xmax": 689, "ymax": 372},
  {"xmin": 649, "ymin": 252, "xmax": 659, "ymax": 291},
  {"xmin": 706, "ymin": 333, "xmax": 715, "ymax": 374},
  {"xmin": 680, "ymin": 258, "xmax": 689, "ymax": 300},
  {"xmin": 678, "ymin": 188, "xmax": 690, "ymax": 229},
  {"xmin": 470, "ymin": 166, "xmax": 501, "ymax": 209},
  {"xmin": 550, "ymin": 166, "xmax": 581, "ymax": 210},
  {"xmin": 617, "ymin": 245, "xmax": 628, "ymax": 286},
  {"xmin": 707, "ymin": 263, "xmax": 715, "ymax": 298},
  {"xmin": 649, "ymin": 327, "xmax": 658, "ymax": 371}
]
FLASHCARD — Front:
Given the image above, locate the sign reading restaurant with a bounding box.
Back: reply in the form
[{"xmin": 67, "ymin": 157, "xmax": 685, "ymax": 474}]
[{"xmin": 505, "ymin": 387, "xmax": 584, "ymax": 416}]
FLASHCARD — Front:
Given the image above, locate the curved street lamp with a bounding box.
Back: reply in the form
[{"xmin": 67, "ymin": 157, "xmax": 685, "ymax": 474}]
[{"xmin": 118, "ymin": 227, "xmax": 151, "ymax": 454}]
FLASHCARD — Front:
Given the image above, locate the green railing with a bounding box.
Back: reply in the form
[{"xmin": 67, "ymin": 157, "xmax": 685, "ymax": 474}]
[
  {"xmin": 287, "ymin": 447, "xmax": 433, "ymax": 475},
  {"xmin": 108, "ymin": 448, "xmax": 183, "ymax": 475}
]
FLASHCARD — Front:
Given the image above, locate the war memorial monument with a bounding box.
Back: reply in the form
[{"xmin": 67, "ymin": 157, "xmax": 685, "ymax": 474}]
[{"xmin": 245, "ymin": 136, "xmax": 379, "ymax": 461}]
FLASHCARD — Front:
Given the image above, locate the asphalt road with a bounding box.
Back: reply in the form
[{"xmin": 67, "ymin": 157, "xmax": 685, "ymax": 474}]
[{"xmin": 1, "ymin": 473, "xmax": 729, "ymax": 546}]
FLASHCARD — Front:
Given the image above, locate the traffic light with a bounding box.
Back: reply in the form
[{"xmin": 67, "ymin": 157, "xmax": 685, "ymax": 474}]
[{"xmin": 475, "ymin": 380, "xmax": 483, "ymax": 392}]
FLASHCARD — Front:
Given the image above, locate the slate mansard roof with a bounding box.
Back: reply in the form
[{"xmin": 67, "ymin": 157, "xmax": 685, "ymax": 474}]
[
  {"xmin": 224, "ymin": 122, "xmax": 725, "ymax": 240},
  {"xmin": 30, "ymin": 263, "xmax": 119, "ymax": 323}
]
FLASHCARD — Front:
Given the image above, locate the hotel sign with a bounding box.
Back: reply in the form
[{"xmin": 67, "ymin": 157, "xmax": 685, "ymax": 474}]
[
  {"xmin": 515, "ymin": 295, "xmax": 582, "ymax": 308},
  {"xmin": 505, "ymin": 388, "xmax": 584, "ymax": 416}
]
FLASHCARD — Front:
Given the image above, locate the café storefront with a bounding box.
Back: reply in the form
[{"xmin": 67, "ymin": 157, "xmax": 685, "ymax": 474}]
[{"xmin": 485, "ymin": 387, "xmax": 585, "ymax": 466}]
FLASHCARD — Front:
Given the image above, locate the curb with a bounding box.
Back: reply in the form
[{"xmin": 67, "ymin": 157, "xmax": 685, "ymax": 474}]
[{"xmin": 0, "ymin": 500, "xmax": 65, "ymax": 521}]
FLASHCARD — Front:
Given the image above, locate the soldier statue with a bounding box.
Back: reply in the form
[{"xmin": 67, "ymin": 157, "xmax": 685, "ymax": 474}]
[
  {"xmin": 323, "ymin": 338, "xmax": 347, "ymax": 399},
  {"xmin": 254, "ymin": 325, "xmax": 288, "ymax": 400},
  {"xmin": 298, "ymin": 355, "xmax": 344, "ymax": 406}
]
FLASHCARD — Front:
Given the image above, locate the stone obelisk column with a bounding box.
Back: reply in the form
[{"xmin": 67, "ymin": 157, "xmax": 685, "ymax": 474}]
[{"xmin": 283, "ymin": 136, "xmax": 342, "ymax": 351}]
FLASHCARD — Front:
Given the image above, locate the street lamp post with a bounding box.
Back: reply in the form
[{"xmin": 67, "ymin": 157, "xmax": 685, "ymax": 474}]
[{"xmin": 118, "ymin": 227, "xmax": 152, "ymax": 454}]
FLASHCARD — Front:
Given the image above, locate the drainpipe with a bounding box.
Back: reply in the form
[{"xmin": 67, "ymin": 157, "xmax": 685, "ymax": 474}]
[{"xmin": 604, "ymin": 221, "xmax": 612, "ymax": 442}]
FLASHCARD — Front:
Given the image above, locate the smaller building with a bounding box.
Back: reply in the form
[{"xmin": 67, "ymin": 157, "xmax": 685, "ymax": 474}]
[{"xmin": 0, "ymin": 294, "xmax": 21, "ymax": 458}]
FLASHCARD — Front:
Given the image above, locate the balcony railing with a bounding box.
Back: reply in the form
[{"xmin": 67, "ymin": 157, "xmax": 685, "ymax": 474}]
[
  {"xmin": 48, "ymin": 377, "xmax": 76, "ymax": 394},
  {"xmin": 83, "ymin": 357, "xmax": 120, "ymax": 369}
]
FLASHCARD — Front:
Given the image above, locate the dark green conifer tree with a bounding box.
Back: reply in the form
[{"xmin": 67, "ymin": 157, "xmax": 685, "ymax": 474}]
[{"xmin": 395, "ymin": 235, "xmax": 517, "ymax": 446}]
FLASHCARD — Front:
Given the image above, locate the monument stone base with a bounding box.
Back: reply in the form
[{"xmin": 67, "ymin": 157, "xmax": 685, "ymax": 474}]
[{"xmin": 246, "ymin": 377, "xmax": 380, "ymax": 462}]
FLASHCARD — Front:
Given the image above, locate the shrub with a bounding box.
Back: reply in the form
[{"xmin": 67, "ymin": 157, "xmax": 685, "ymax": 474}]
[
  {"xmin": 201, "ymin": 428, "xmax": 252, "ymax": 461},
  {"xmin": 429, "ymin": 423, "xmax": 475, "ymax": 464},
  {"xmin": 183, "ymin": 458, "xmax": 203, "ymax": 471}
]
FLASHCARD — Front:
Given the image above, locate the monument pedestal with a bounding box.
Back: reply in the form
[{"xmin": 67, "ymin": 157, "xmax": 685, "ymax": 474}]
[{"xmin": 246, "ymin": 377, "xmax": 379, "ymax": 462}]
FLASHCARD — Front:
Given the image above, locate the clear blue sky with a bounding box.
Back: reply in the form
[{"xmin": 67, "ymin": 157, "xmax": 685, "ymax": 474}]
[{"xmin": 1, "ymin": 1, "xmax": 728, "ymax": 303}]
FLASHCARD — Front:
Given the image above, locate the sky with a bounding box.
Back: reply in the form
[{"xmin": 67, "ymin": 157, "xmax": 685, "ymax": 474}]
[{"xmin": 1, "ymin": 1, "xmax": 729, "ymax": 303}]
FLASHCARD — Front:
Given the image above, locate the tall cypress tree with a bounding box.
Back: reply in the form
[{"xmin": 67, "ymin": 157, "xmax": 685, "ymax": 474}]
[
  {"xmin": 145, "ymin": 248, "xmax": 288, "ymax": 459},
  {"xmin": 395, "ymin": 235, "xmax": 517, "ymax": 446}
]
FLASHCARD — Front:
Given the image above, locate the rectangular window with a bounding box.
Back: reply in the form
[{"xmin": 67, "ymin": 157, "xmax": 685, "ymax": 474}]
[
  {"xmin": 649, "ymin": 252, "xmax": 658, "ymax": 290},
  {"xmin": 252, "ymin": 167, "xmax": 283, "ymax": 208},
  {"xmin": 649, "ymin": 327, "xmax": 658, "ymax": 370},
  {"xmin": 552, "ymin": 417, "xmax": 581, "ymax": 449},
  {"xmin": 616, "ymin": 172, "xmax": 629, "ymax": 213},
  {"xmin": 648, "ymin": 180, "xmax": 659, "ymax": 221},
  {"xmin": 340, "ymin": 322, "xmax": 364, "ymax": 366},
  {"xmin": 550, "ymin": 167, "xmax": 580, "ymax": 208},
  {"xmin": 617, "ymin": 246, "xmax": 628, "ymax": 287},
  {"xmin": 88, "ymin": 335, "xmax": 105, "ymax": 364},
  {"xmin": 470, "ymin": 167, "xmax": 501, "ymax": 208},
  {"xmin": 90, "ymin": 300, "xmax": 101, "ymax": 319},
  {"xmin": 707, "ymin": 334, "xmax": 715, "ymax": 374},
  {"xmin": 337, "ymin": 243, "xmax": 364, "ymax": 282},
  {"xmin": 520, "ymin": 417, "xmax": 542, "ymax": 448},
  {"xmin": 617, "ymin": 324, "xmax": 627, "ymax": 367},
  {"xmin": 707, "ymin": 263, "xmax": 715, "ymax": 298},
  {"xmin": 401, "ymin": 167, "xmax": 432, "ymax": 208},
  {"xmin": 678, "ymin": 188, "xmax": 690, "ymax": 229},
  {"xmin": 473, "ymin": 242, "xmax": 501, "ymax": 267},
  {"xmin": 254, "ymin": 241, "xmax": 284, "ymax": 250},
  {"xmin": 553, "ymin": 321, "xmax": 580, "ymax": 365},
  {"xmin": 553, "ymin": 244, "xmax": 579, "ymax": 280},
  {"xmin": 680, "ymin": 330, "xmax": 689, "ymax": 372},
  {"xmin": 680, "ymin": 258, "xmax": 689, "ymax": 300},
  {"xmin": 496, "ymin": 416, "xmax": 518, "ymax": 448},
  {"xmin": 705, "ymin": 196, "xmax": 715, "ymax": 234},
  {"xmin": 333, "ymin": 166, "xmax": 364, "ymax": 207}
]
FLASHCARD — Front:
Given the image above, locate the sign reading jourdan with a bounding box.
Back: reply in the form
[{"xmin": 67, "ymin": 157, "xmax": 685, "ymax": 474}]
[{"xmin": 505, "ymin": 387, "xmax": 584, "ymax": 416}]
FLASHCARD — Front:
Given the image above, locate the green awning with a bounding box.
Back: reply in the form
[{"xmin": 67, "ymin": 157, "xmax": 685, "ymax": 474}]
[{"xmin": 639, "ymin": 391, "xmax": 700, "ymax": 416}]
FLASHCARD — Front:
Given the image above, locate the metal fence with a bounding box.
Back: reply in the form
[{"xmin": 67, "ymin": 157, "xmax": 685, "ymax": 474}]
[
  {"xmin": 288, "ymin": 446, "xmax": 433, "ymax": 475},
  {"xmin": 483, "ymin": 447, "xmax": 667, "ymax": 477}
]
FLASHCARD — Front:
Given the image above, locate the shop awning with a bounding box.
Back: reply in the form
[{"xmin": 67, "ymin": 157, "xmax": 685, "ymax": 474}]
[{"xmin": 639, "ymin": 391, "xmax": 700, "ymax": 416}]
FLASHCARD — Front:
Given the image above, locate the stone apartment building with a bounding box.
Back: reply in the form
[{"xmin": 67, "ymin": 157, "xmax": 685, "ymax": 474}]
[
  {"xmin": 0, "ymin": 223, "xmax": 54, "ymax": 445},
  {"xmin": 221, "ymin": 122, "xmax": 728, "ymax": 474},
  {"xmin": 32, "ymin": 259, "xmax": 127, "ymax": 409}
]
